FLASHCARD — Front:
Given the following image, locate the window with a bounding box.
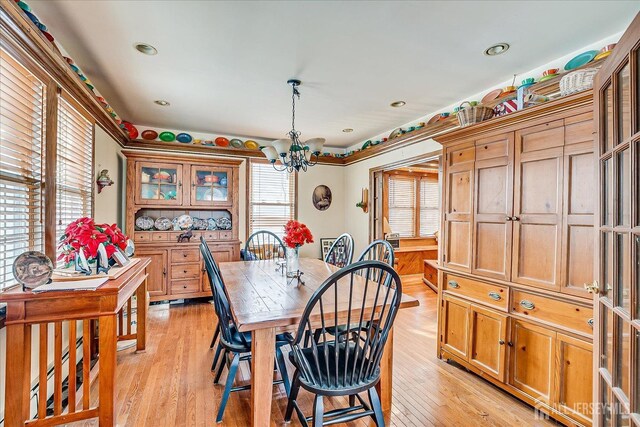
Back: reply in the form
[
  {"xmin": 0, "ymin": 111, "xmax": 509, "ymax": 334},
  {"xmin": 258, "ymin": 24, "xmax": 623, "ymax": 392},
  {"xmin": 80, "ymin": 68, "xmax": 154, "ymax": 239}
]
[
  {"xmin": 248, "ymin": 160, "xmax": 296, "ymax": 237},
  {"xmin": 56, "ymin": 97, "xmax": 94, "ymax": 263},
  {"xmin": 387, "ymin": 176, "xmax": 416, "ymax": 237},
  {"xmin": 387, "ymin": 172, "xmax": 439, "ymax": 238},
  {"xmin": 0, "ymin": 48, "xmax": 47, "ymax": 290}
]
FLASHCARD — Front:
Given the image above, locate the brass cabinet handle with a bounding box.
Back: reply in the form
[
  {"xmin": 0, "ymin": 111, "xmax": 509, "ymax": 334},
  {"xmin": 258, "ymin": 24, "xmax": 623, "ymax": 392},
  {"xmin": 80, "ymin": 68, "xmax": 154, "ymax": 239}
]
[
  {"xmin": 448, "ymin": 280, "xmax": 460, "ymax": 289},
  {"xmin": 512, "ymin": 216, "xmax": 520, "ymax": 221},
  {"xmin": 587, "ymin": 318, "xmax": 594, "ymax": 328},
  {"xmin": 488, "ymin": 291, "xmax": 502, "ymax": 301},
  {"xmin": 499, "ymin": 340, "xmax": 505, "ymax": 345},
  {"xmin": 584, "ymin": 280, "xmax": 600, "ymax": 294},
  {"xmin": 505, "ymin": 216, "xmax": 513, "ymax": 221},
  {"xmin": 520, "ymin": 300, "xmax": 535, "ymax": 310},
  {"xmin": 507, "ymin": 341, "xmax": 513, "ymax": 347}
]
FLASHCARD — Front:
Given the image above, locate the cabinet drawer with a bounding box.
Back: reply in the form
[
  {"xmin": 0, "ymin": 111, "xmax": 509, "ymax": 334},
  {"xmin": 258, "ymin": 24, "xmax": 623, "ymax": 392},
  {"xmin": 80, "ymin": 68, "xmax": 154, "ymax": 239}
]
[
  {"xmin": 171, "ymin": 249, "xmax": 200, "ymax": 263},
  {"xmin": 171, "ymin": 280, "xmax": 200, "ymax": 295},
  {"xmin": 151, "ymin": 232, "xmax": 169, "ymax": 242},
  {"xmin": 203, "ymin": 231, "xmax": 219, "ymax": 240},
  {"xmin": 424, "ymin": 261, "xmax": 438, "ymax": 286},
  {"xmin": 134, "ymin": 232, "xmax": 152, "ymax": 242},
  {"xmin": 219, "ymin": 231, "xmax": 232, "ymax": 240},
  {"xmin": 171, "ymin": 263, "xmax": 201, "ymax": 279},
  {"xmin": 443, "ymin": 274, "xmax": 508, "ymax": 311},
  {"xmin": 510, "ymin": 290, "xmax": 593, "ymax": 335}
]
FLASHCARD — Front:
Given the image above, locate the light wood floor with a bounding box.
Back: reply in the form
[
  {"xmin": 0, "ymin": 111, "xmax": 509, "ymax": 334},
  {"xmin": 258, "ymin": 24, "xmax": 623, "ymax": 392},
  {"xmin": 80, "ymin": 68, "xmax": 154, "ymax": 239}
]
[{"xmin": 72, "ymin": 277, "xmax": 557, "ymax": 426}]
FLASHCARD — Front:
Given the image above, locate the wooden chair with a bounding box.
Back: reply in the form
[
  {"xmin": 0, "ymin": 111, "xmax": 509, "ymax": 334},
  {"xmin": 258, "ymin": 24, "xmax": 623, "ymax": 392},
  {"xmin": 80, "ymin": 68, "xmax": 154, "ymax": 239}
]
[
  {"xmin": 324, "ymin": 233, "xmax": 354, "ymax": 268},
  {"xmin": 243, "ymin": 230, "xmax": 285, "ymax": 260},
  {"xmin": 200, "ymin": 240, "xmax": 291, "ymax": 422},
  {"xmin": 285, "ymin": 260, "xmax": 402, "ymax": 427},
  {"xmin": 356, "ymin": 239, "xmax": 395, "ymax": 267}
]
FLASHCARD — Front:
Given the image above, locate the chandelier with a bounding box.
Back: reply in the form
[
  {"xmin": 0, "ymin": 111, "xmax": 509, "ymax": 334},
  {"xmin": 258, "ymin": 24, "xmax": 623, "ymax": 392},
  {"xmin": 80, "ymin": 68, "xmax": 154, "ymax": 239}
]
[{"xmin": 261, "ymin": 79, "xmax": 325, "ymax": 173}]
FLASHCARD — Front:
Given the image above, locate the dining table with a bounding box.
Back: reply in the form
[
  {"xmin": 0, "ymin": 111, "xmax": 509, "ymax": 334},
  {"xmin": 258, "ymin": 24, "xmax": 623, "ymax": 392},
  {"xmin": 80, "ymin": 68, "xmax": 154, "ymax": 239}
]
[{"xmin": 218, "ymin": 257, "xmax": 420, "ymax": 427}]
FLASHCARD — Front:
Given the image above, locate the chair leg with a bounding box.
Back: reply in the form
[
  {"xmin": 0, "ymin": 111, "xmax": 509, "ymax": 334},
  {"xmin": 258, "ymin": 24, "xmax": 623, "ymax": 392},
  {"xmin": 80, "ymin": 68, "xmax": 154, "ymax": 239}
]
[
  {"xmin": 211, "ymin": 342, "xmax": 223, "ymax": 371},
  {"xmin": 312, "ymin": 394, "xmax": 324, "ymax": 427},
  {"xmin": 214, "ymin": 349, "xmax": 227, "ymax": 384},
  {"xmin": 368, "ymin": 387, "xmax": 384, "ymax": 427},
  {"xmin": 349, "ymin": 394, "xmax": 356, "ymax": 407},
  {"xmin": 275, "ymin": 346, "xmax": 291, "ymax": 395},
  {"xmin": 284, "ymin": 371, "xmax": 301, "ymax": 423},
  {"xmin": 209, "ymin": 326, "xmax": 219, "ymax": 349},
  {"xmin": 216, "ymin": 353, "xmax": 240, "ymax": 423}
]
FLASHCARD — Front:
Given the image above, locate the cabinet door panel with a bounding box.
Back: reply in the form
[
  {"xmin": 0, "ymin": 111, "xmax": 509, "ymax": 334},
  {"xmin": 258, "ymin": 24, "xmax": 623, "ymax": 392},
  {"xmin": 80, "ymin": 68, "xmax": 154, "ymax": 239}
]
[
  {"xmin": 468, "ymin": 304, "xmax": 507, "ymax": 381},
  {"xmin": 512, "ymin": 139, "xmax": 563, "ymax": 290},
  {"xmin": 137, "ymin": 249, "xmax": 167, "ymax": 297},
  {"xmin": 555, "ymin": 333, "xmax": 593, "ymax": 424},
  {"xmin": 441, "ymin": 294, "xmax": 470, "ymax": 360},
  {"xmin": 473, "ymin": 134, "xmax": 513, "ymax": 280},
  {"xmin": 508, "ymin": 319, "xmax": 556, "ymax": 404},
  {"xmin": 134, "ymin": 162, "xmax": 183, "ymax": 206},
  {"xmin": 561, "ymin": 142, "xmax": 595, "ymax": 297},
  {"xmin": 190, "ymin": 165, "xmax": 233, "ymax": 207}
]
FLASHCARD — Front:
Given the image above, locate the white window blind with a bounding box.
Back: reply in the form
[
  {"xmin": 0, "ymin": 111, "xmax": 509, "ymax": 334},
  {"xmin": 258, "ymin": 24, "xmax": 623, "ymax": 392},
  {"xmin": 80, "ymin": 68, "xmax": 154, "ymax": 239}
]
[
  {"xmin": 56, "ymin": 97, "xmax": 93, "ymax": 263},
  {"xmin": 0, "ymin": 48, "xmax": 46, "ymax": 290},
  {"xmin": 388, "ymin": 176, "xmax": 416, "ymax": 237},
  {"xmin": 249, "ymin": 161, "xmax": 295, "ymax": 237},
  {"xmin": 420, "ymin": 175, "xmax": 439, "ymax": 236}
]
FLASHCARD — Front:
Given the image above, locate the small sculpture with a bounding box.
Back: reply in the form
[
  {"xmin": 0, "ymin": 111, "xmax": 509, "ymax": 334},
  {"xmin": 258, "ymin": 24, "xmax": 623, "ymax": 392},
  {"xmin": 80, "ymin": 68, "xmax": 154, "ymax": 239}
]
[
  {"xmin": 96, "ymin": 169, "xmax": 114, "ymax": 193},
  {"xmin": 177, "ymin": 230, "xmax": 193, "ymax": 243}
]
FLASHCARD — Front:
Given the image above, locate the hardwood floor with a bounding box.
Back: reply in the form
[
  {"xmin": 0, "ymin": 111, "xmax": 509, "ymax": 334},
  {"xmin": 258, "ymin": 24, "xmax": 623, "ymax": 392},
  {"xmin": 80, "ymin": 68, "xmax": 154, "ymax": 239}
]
[{"xmin": 71, "ymin": 277, "xmax": 558, "ymax": 426}]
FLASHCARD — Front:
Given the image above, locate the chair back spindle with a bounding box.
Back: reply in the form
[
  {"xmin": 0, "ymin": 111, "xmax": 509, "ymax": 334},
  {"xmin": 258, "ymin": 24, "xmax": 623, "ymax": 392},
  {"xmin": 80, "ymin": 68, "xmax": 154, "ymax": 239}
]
[
  {"xmin": 324, "ymin": 233, "xmax": 354, "ymax": 268},
  {"xmin": 244, "ymin": 230, "xmax": 285, "ymax": 260}
]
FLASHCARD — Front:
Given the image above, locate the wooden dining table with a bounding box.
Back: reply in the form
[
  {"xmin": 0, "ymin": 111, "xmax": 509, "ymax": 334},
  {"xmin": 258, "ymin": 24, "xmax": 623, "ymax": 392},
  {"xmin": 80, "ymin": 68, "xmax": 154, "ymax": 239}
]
[{"xmin": 218, "ymin": 257, "xmax": 419, "ymax": 427}]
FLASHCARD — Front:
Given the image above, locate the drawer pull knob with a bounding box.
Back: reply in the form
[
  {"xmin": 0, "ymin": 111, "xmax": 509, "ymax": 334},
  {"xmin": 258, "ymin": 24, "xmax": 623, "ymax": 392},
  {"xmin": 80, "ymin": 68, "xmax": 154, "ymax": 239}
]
[
  {"xmin": 183, "ymin": 285, "xmax": 187, "ymax": 289},
  {"xmin": 448, "ymin": 280, "xmax": 459, "ymax": 289},
  {"xmin": 520, "ymin": 300, "xmax": 535, "ymax": 310},
  {"xmin": 499, "ymin": 340, "xmax": 505, "ymax": 345},
  {"xmin": 488, "ymin": 291, "xmax": 502, "ymax": 301},
  {"xmin": 587, "ymin": 318, "xmax": 594, "ymax": 328},
  {"xmin": 183, "ymin": 253, "xmax": 188, "ymax": 257},
  {"xmin": 183, "ymin": 270, "xmax": 187, "ymax": 273}
]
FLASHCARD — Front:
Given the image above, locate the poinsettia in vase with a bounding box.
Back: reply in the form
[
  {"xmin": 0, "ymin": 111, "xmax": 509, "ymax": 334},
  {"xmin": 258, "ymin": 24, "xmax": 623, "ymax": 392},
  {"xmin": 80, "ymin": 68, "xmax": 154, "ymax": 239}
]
[
  {"xmin": 58, "ymin": 217, "xmax": 133, "ymax": 274},
  {"xmin": 283, "ymin": 220, "xmax": 313, "ymax": 278}
]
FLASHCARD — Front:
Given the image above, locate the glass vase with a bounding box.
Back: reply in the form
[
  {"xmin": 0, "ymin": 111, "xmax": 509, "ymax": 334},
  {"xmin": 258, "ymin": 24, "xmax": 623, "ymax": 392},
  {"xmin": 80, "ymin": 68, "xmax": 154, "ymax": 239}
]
[{"xmin": 286, "ymin": 246, "xmax": 300, "ymax": 278}]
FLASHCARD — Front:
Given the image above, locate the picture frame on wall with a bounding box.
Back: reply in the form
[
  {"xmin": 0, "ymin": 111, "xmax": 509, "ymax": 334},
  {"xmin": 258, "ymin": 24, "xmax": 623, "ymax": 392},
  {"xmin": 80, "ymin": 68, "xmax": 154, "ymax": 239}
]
[{"xmin": 320, "ymin": 238, "xmax": 336, "ymax": 260}]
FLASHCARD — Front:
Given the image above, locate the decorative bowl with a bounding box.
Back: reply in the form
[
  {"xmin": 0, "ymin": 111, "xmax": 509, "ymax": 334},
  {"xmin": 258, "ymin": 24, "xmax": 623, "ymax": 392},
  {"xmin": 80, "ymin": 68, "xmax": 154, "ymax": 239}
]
[
  {"xmin": 154, "ymin": 217, "xmax": 172, "ymax": 231},
  {"xmin": 175, "ymin": 214, "xmax": 193, "ymax": 230},
  {"xmin": 135, "ymin": 216, "xmax": 154, "ymax": 230}
]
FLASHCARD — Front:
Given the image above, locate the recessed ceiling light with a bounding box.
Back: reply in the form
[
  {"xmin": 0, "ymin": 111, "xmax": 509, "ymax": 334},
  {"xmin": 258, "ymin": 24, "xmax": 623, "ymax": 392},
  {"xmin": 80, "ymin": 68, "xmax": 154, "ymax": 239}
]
[
  {"xmin": 342, "ymin": 128, "xmax": 354, "ymax": 133},
  {"xmin": 484, "ymin": 43, "xmax": 510, "ymax": 56},
  {"xmin": 390, "ymin": 101, "xmax": 406, "ymax": 108},
  {"xmin": 134, "ymin": 43, "xmax": 158, "ymax": 55},
  {"xmin": 154, "ymin": 100, "xmax": 170, "ymax": 106}
]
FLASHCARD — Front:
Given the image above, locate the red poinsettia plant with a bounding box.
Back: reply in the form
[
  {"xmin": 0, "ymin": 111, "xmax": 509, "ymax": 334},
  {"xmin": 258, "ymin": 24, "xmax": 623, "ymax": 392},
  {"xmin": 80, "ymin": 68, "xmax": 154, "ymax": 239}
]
[
  {"xmin": 283, "ymin": 220, "xmax": 314, "ymax": 249},
  {"xmin": 57, "ymin": 217, "xmax": 130, "ymax": 266}
]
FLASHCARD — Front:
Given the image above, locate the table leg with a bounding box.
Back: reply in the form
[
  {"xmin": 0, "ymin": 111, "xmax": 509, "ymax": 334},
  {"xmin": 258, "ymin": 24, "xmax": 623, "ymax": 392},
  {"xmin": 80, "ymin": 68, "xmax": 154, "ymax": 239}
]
[
  {"xmin": 98, "ymin": 315, "xmax": 117, "ymax": 427},
  {"xmin": 251, "ymin": 327, "xmax": 276, "ymax": 427},
  {"xmin": 376, "ymin": 326, "xmax": 394, "ymax": 412},
  {"xmin": 4, "ymin": 323, "xmax": 31, "ymax": 427},
  {"xmin": 136, "ymin": 277, "xmax": 148, "ymax": 352}
]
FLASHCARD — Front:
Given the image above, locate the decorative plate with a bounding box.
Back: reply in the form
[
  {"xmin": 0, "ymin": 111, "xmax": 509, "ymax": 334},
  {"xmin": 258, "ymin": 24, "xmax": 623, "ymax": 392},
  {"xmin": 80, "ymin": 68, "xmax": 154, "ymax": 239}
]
[
  {"xmin": 176, "ymin": 133, "xmax": 192, "ymax": 143},
  {"xmin": 215, "ymin": 217, "xmax": 232, "ymax": 230},
  {"xmin": 481, "ymin": 88, "xmax": 503, "ymax": 104},
  {"xmin": 175, "ymin": 214, "xmax": 193, "ymax": 230},
  {"xmin": 203, "ymin": 188, "xmax": 225, "ymax": 201},
  {"xmin": 141, "ymin": 130, "xmax": 158, "ymax": 140},
  {"xmin": 13, "ymin": 251, "xmax": 53, "ymax": 290},
  {"xmin": 206, "ymin": 218, "xmax": 218, "ymax": 230},
  {"xmin": 564, "ymin": 50, "xmax": 598, "ymax": 71},
  {"xmin": 362, "ymin": 140, "xmax": 371, "ymax": 150},
  {"xmin": 159, "ymin": 131, "xmax": 176, "ymax": 142},
  {"xmin": 154, "ymin": 217, "xmax": 172, "ymax": 231},
  {"xmin": 135, "ymin": 216, "xmax": 154, "ymax": 230},
  {"xmin": 538, "ymin": 74, "xmax": 558, "ymax": 83},
  {"xmin": 244, "ymin": 140, "xmax": 259, "ymax": 149},
  {"xmin": 192, "ymin": 217, "xmax": 208, "ymax": 230},
  {"xmin": 215, "ymin": 137, "xmax": 230, "ymax": 147},
  {"xmin": 388, "ymin": 128, "xmax": 403, "ymax": 140},
  {"xmin": 229, "ymin": 138, "xmax": 243, "ymax": 148},
  {"xmin": 594, "ymin": 51, "xmax": 612, "ymax": 62}
]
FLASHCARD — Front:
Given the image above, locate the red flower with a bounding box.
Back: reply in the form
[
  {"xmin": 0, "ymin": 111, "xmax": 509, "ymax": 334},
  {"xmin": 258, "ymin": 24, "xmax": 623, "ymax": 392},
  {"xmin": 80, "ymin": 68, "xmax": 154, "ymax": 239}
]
[
  {"xmin": 76, "ymin": 228, "xmax": 109, "ymax": 258},
  {"xmin": 64, "ymin": 217, "xmax": 95, "ymax": 237},
  {"xmin": 283, "ymin": 220, "xmax": 313, "ymax": 248}
]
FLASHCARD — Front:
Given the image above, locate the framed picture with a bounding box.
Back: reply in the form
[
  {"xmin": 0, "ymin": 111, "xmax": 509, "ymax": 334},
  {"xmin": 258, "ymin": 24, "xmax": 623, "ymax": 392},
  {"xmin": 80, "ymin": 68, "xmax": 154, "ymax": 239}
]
[{"xmin": 320, "ymin": 238, "xmax": 336, "ymax": 260}]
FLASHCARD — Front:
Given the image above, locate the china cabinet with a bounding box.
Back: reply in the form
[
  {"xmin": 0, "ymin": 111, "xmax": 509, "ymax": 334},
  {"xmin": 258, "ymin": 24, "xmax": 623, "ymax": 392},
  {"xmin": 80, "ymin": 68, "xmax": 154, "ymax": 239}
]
[
  {"xmin": 124, "ymin": 151, "xmax": 241, "ymax": 302},
  {"xmin": 435, "ymin": 90, "xmax": 596, "ymax": 426}
]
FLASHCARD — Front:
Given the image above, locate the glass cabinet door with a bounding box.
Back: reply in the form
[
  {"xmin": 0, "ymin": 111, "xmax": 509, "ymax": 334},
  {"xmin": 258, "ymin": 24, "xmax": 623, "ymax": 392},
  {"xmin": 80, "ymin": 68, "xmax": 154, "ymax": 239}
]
[
  {"xmin": 190, "ymin": 166, "xmax": 232, "ymax": 206},
  {"xmin": 135, "ymin": 162, "xmax": 183, "ymax": 205}
]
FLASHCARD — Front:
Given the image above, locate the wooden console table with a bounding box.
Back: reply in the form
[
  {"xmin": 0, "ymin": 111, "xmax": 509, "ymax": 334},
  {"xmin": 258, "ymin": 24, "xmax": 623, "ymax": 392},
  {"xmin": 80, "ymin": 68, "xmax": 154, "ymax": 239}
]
[{"xmin": 0, "ymin": 257, "xmax": 151, "ymax": 427}]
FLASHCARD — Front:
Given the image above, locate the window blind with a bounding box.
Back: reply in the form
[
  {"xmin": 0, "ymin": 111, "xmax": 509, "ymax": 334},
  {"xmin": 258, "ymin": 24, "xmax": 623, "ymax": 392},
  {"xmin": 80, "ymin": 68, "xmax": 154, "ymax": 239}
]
[
  {"xmin": 420, "ymin": 175, "xmax": 439, "ymax": 236},
  {"xmin": 0, "ymin": 48, "xmax": 46, "ymax": 290},
  {"xmin": 249, "ymin": 161, "xmax": 295, "ymax": 237},
  {"xmin": 388, "ymin": 175, "xmax": 416, "ymax": 237},
  {"xmin": 56, "ymin": 97, "xmax": 93, "ymax": 263}
]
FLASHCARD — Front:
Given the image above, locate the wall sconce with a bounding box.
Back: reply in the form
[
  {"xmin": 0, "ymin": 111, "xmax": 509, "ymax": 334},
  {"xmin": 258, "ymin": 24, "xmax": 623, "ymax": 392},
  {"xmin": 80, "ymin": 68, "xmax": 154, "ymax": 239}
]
[
  {"xmin": 356, "ymin": 187, "xmax": 368, "ymax": 213},
  {"xmin": 96, "ymin": 169, "xmax": 114, "ymax": 193}
]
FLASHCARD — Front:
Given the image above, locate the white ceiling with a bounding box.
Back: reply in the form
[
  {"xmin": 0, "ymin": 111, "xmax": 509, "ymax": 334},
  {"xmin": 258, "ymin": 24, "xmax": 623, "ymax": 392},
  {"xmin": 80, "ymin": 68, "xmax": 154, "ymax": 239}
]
[{"xmin": 32, "ymin": 1, "xmax": 639, "ymax": 148}]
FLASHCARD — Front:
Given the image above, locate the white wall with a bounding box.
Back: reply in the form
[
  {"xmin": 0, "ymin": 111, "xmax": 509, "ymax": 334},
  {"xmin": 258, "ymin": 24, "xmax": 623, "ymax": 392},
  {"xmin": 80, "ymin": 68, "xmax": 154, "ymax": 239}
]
[
  {"xmin": 296, "ymin": 164, "xmax": 346, "ymax": 258},
  {"xmin": 94, "ymin": 126, "xmax": 124, "ymax": 226}
]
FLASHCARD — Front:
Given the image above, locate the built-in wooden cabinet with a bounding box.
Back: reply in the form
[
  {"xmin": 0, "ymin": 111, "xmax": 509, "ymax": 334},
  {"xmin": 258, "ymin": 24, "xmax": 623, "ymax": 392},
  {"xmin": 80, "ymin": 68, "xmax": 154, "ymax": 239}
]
[
  {"xmin": 124, "ymin": 151, "xmax": 241, "ymax": 302},
  {"xmin": 436, "ymin": 92, "xmax": 596, "ymax": 426}
]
